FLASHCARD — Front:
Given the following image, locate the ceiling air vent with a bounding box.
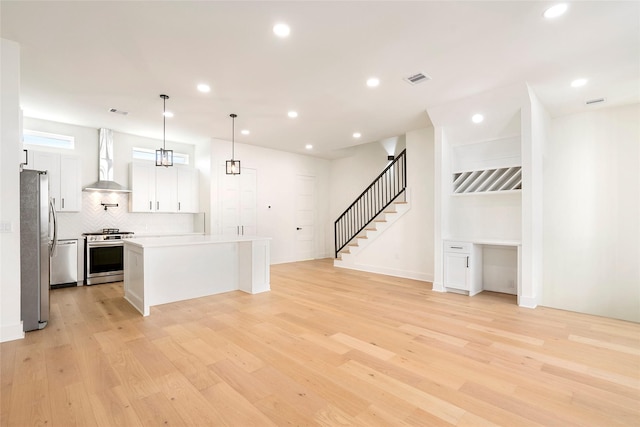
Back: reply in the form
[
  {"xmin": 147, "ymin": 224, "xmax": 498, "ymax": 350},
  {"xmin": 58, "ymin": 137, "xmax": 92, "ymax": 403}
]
[
  {"xmin": 109, "ymin": 108, "xmax": 128, "ymax": 115},
  {"xmin": 403, "ymin": 72, "xmax": 431, "ymax": 85},
  {"xmin": 585, "ymin": 98, "xmax": 606, "ymax": 105}
]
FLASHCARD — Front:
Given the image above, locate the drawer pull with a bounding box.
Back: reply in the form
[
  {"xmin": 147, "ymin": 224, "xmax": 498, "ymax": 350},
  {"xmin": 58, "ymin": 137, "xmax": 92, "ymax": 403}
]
[{"xmin": 451, "ymin": 246, "xmax": 463, "ymax": 249}]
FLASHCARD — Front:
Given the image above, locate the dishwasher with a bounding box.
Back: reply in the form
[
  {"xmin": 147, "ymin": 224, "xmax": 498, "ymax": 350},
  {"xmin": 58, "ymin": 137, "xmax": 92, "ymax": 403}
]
[{"xmin": 50, "ymin": 239, "xmax": 78, "ymax": 288}]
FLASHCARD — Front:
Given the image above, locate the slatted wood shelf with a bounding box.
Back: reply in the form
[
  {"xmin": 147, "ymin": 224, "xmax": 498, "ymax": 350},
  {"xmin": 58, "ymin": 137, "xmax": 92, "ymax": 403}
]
[{"xmin": 453, "ymin": 166, "xmax": 522, "ymax": 194}]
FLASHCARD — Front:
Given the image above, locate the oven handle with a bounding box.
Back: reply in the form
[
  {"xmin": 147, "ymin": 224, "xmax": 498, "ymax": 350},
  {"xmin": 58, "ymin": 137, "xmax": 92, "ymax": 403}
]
[{"xmin": 86, "ymin": 240, "xmax": 125, "ymax": 247}]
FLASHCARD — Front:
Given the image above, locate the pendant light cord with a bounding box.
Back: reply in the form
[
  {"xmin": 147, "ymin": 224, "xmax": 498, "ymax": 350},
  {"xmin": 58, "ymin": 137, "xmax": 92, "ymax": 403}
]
[{"xmin": 230, "ymin": 113, "xmax": 237, "ymax": 160}]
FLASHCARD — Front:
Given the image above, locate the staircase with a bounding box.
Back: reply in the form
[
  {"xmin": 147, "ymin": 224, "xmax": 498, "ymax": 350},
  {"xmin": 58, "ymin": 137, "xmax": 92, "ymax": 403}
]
[
  {"xmin": 334, "ymin": 198, "xmax": 411, "ymax": 266},
  {"xmin": 334, "ymin": 150, "xmax": 407, "ymax": 261}
]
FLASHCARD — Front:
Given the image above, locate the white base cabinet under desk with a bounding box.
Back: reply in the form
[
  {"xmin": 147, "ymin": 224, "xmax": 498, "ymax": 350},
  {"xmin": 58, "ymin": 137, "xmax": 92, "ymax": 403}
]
[{"xmin": 443, "ymin": 240, "xmax": 482, "ymax": 295}]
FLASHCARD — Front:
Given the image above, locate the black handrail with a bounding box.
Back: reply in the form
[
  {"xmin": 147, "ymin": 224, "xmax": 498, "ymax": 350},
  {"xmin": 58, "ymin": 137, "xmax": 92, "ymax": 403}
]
[{"xmin": 334, "ymin": 149, "xmax": 407, "ymax": 258}]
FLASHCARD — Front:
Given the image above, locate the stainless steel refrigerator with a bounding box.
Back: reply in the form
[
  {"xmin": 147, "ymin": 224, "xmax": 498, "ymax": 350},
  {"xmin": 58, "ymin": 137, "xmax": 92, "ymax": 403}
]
[{"xmin": 20, "ymin": 169, "xmax": 57, "ymax": 331}]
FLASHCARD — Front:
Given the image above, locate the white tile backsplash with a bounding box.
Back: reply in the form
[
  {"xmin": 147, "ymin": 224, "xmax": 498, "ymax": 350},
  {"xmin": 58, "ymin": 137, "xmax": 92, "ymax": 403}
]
[{"xmin": 56, "ymin": 192, "xmax": 198, "ymax": 239}]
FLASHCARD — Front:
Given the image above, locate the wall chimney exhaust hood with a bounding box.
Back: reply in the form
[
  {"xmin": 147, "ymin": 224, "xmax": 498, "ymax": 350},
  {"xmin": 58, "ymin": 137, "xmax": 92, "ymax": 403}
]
[{"xmin": 83, "ymin": 128, "xmax": 131, "ymax": 193}]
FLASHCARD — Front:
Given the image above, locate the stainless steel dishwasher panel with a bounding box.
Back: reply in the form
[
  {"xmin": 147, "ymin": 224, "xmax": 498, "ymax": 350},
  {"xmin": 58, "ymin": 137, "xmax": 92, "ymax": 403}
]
[{"xmin": 50, "ymin": 239, "xmax": 78, "ymax": 287}]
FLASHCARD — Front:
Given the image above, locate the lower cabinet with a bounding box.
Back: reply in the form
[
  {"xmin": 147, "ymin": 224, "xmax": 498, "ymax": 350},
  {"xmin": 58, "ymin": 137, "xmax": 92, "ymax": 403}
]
[{"xmin": 443, "ymin": 240, "xmax": 482, "ymax": 295}]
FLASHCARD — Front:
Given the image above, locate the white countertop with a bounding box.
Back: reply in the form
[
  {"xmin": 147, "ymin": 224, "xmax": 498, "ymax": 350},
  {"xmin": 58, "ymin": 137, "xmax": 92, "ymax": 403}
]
[
  {"xmin": 124, "ymin": 234, "xmax": 271, "ymax": 248},
  {"xmin": 132, "ymin": 232, "xmax": 205, "ymax": 238},
  {"xmin": 445, "ymin": 238, "xmax": 522, "ymax": 246}
]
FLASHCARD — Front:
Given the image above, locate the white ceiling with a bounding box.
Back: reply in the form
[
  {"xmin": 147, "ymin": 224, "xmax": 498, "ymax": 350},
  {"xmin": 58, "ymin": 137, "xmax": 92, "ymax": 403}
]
[{"xmin": 2, "ymin": 1, "xmax": 638, "ymax": 159}]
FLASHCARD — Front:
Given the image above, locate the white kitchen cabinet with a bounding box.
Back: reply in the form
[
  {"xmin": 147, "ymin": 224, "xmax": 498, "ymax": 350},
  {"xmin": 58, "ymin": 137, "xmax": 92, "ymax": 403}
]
[
  {"xmin": 443, "ymin": 240, "xmax": 482, "ymax": 295},
  {"xmin": 221, "ymin": 167, "xmax": 256, "ymax": 235},
  {"xmin": 176, "ymin": 166, "xmax": 199, "ymax": 213},
  {"xmin": 129, "ymin": 162, "xmax": 156, "ymax": 212},
  {"xmin": 130, "ymin": 162, "xmax": 197, "ymax": 213},
  {"xmin": 26, "ymin": 150, "xmax": 81, "ymax": 212},
  {"xmin": 155, "ymin": 167, "xmax": 177, "ymax": 213},
  {"xmin": 59, "ymin": 155, "xmax": 81, "ymax": 212}
]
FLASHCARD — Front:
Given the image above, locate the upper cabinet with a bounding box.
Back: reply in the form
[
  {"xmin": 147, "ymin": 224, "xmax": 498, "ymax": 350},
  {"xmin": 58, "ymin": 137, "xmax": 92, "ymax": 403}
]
[
  {"xmin": 24, "ymin": 150, "xmax": 81, "ymax": 211},
  {"xmin": 129, "ymin": 161, "xmax": 157, "ymax": 212},
  {"xmin": 176, "ymin": 167, "xmax": 199, "ymax": 213},
  {"xmin": 155, "ymin": 167, "xmax": 178, "ymax": 213},
  {"xmin": 129, "ymin": 162, "xmax": 199, "ymax": 213}
]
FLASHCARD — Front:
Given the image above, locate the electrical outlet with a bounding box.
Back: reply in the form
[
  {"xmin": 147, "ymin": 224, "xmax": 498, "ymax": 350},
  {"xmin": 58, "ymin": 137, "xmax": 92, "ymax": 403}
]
[
  {"xmin": 508, "ymin": 279, "xmax": 515, "ymax": 289},
  {"xmin": 0, "ymin": 221, "xmax": 13, "ymax": 233}
]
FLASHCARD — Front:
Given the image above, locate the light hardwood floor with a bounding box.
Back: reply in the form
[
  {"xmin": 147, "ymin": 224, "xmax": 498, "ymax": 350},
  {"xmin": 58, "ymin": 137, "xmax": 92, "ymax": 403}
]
[{"xmin": 2, "ymin": 259, "xmax": 639, "ymax": 426}]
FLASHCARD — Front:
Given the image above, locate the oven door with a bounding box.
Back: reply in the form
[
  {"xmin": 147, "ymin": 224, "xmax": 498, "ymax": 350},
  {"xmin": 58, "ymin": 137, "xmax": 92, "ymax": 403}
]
[{"xmin": 85, "ymin": 240, "xmax": 124, "ymax": 285}]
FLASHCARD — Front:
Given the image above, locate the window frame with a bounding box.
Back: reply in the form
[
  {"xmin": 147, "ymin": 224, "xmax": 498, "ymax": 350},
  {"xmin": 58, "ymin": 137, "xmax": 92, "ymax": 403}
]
[{"xmin": 23, "ymin": 129, "xmax": 75, "ymax": 150}]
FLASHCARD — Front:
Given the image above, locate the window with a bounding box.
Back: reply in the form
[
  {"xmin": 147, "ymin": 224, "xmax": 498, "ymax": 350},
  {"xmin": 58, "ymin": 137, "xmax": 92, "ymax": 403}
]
[
  {"xmin": 132, "ymin": 147, "xmax": 189, "ymax": 165},
  {"xmin": 23, "ymin": 130, "xmax": 74, "ymax": 149}
]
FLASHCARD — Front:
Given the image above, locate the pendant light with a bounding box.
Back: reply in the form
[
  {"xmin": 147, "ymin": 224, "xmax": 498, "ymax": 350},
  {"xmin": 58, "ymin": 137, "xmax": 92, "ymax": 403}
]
[
  {"xmin": 226, "ymin": 113, "xmax": 241, "ymax": 175},
  {"xmin": 156, "ymin": 94, "xmax": 173, "ymax": 167}
]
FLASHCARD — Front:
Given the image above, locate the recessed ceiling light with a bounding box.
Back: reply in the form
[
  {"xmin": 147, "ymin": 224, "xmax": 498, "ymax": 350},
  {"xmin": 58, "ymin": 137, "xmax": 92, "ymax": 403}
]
[
  {"xmin": 273, "ymin": 23, "xmax": 291, "ymax": 38},
  {"xmin": 197, "ymin": 83, "xmax": 210, "ymax": 93},
  {"xmin": 241, "ymin": 129, "xmax": 250, "ymax": 135},
  {"xmin": 366, "ymin": 77, "xmax": 380, "ymax": 87},
  {"xmin": 543, "ymin": 3, "xmax": 568, "ymax": 19},
  {"xmin": 471, "ymin": 114, "xmax": 484, "ymax": 124},
  {"xmin": 163, "ymin": 111, "xmax": 174, "ymax": 118},
  {"xmin": 288, "ymin": 111, "xmax": 298, "ymax": 118},
  {"xmin": 305, "ymin": 144, "xmax": 313, "ymax": 150},
  {"xmin": 353, "ymin": 132, "xmax": 361, "ymax": 138},
  {"xmin": 571, "ymin": 78, "xmax": 588, "ymax": 88}
]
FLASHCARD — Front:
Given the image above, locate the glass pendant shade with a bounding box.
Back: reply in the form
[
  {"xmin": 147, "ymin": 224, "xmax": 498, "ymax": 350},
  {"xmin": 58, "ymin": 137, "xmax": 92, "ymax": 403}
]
[
  {"xmin": 226, "ymin": 160, "xmax": 241, "ymax": 175},
  {"xmin": 156, "ymin": 148, "xmax": 173, "ymax": 167},
  {"xmin": 156, "ymin": 94, "xmax": 173, "ymax": 167}
]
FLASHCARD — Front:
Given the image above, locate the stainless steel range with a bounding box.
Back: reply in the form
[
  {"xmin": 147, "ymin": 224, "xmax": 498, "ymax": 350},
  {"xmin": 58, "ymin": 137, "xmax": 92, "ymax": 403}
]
[{"xmin": 83, "ymin": 228, "xmax": 134, "ymax": 285}]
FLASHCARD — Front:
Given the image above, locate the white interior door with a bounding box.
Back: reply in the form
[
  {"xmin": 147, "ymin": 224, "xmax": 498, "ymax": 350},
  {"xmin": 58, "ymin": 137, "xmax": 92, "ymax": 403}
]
[{"xmin": 295, "ymin": 175, "xmax": 315, "ymax": 260}]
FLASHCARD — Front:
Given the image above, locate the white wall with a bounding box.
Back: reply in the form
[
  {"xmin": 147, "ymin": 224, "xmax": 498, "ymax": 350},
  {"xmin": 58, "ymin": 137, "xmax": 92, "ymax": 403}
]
[
  {"xmin": 329, "ymin": 141, "xmax": 396, "ymax": 220},
  {"xmin": 519, "ymin": 86, "xmax": 547, "ymax": 308},
  {"xmin": 0, "ymin": 39, "xmax": 24, "ymax": 342},
  {"xmin": 206, "ymin": 139, "xmax": 331, "ymax": 264},
  {"xmin": 334, "ymin": 128, "xmax": 435, "ymax": 281},
  {"xmin": 542, "ymin": 103, "xmax": 640, "ymax": 322}
]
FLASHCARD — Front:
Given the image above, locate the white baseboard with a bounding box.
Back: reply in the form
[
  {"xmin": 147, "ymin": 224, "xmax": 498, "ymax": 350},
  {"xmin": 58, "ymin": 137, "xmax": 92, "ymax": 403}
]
[
  {"xmin": 334, "ymin": 262, "xmax": 432, "ymax": 283},
  {"xmin": 518, "ymin": 295, "xmax": 538, "ymax": 309},
  {"xmin": 0, "ymin": 322, "xmax": 25, "ymax": 342},
  {"xmin": 432, "ymin": 281, "xmax": 445, "ymax": 292},
  {"xmin": 271, "ymin": 253, "xmax": 332, "ymax": 265}
]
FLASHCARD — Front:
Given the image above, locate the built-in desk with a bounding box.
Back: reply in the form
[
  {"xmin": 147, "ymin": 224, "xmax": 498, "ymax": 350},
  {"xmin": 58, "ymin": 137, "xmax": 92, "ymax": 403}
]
[
  {"xmin": 123, "ymin": 235, "xmax": 270, "ymax": 316},
  {"xmin": 443, "ymin": 239, "xmax": 521, "ymax": 297}
]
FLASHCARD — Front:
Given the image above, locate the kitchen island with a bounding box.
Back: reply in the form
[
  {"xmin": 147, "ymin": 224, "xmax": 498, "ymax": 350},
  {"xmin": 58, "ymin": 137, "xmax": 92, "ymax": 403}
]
[{"xmin": 123, "ymin": 235, "xmax": 270, "ymax": 316}]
